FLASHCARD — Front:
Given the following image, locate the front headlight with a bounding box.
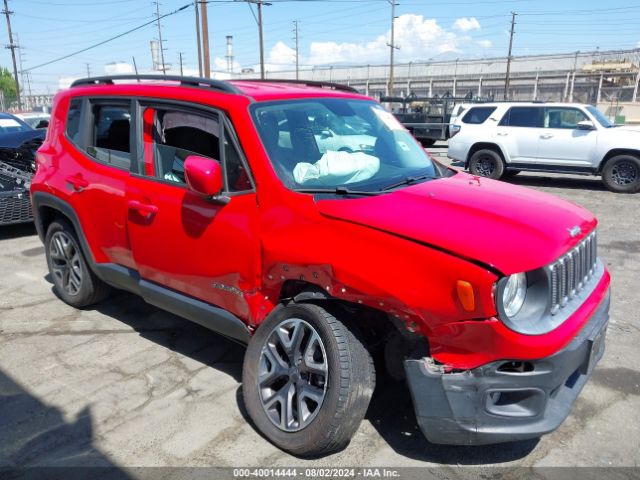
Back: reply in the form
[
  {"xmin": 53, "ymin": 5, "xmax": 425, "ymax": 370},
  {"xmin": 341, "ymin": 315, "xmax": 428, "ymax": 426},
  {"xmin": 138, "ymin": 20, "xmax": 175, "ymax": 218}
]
[{"xmin": 502, "ymin": 272, "xmax": 527, "ymax": 317}]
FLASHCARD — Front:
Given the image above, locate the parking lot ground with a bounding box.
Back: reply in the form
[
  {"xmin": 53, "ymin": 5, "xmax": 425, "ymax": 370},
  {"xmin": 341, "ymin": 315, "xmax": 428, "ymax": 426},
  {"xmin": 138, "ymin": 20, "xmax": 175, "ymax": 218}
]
[{"xmin": 1, "ymin": 163, "xmax": 639, "ymax": 470}]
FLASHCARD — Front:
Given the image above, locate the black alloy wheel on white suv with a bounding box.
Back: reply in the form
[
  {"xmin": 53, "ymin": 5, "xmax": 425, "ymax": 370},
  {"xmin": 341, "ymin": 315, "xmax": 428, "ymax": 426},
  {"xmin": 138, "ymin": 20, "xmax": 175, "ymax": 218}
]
[{"xmin": 601, "ymin": 154, "xmax": 640, "ymax": 193}]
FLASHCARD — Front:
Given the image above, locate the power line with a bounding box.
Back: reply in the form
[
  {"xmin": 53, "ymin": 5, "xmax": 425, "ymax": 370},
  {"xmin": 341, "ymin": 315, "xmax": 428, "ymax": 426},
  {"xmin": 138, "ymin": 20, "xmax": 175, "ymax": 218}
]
[{"xmin": 23, "ymin": 3, "xmax": 191, "ymax": 73}]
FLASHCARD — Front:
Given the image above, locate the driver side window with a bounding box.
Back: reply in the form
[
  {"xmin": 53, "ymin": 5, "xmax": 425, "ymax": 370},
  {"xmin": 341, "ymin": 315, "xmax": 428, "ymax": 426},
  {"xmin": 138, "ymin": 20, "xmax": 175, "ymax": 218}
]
[{"xmin": 544, "ymin": 108, "xmax": 588, "ymax": 129}]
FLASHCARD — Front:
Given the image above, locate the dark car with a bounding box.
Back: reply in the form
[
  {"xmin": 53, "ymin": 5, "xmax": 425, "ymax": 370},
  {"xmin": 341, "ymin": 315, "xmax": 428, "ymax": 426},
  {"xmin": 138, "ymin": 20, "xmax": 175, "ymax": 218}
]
[{"xmin": 0, "ymin": 112, "xmax": 45, "ymax": 225}]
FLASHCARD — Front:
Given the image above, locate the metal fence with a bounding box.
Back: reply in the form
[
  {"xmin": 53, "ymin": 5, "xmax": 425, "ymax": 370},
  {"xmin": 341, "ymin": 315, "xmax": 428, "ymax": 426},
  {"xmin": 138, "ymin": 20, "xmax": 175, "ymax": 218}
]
[{"xmin": 237, "ymin": 48, "xmax": 640, "ymax": 103}]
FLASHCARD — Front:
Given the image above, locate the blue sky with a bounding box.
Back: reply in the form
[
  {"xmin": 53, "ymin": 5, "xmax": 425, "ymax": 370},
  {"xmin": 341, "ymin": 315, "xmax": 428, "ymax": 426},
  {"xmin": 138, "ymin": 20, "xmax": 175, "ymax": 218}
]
[{"xmin": 2, "ymin": 0, "xmax": 639, "ymax": 94}]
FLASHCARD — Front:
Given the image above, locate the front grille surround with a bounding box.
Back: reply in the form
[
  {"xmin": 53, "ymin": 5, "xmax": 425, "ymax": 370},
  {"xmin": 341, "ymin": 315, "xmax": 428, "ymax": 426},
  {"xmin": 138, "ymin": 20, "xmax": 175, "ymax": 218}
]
[{"xmin": 547, "ymin": 231, "xmax": 597, "ymax": 315}]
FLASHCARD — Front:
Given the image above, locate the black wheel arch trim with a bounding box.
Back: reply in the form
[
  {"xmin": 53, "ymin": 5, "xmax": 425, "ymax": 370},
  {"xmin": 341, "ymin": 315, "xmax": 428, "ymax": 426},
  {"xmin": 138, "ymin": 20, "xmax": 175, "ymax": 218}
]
[
  {"xmin": 598, "ymin": 149, "xmax": 640, "ymax": 173},
  {"xmin": 466, "ymin": 143, "xmax": 506, "ymax": 169},
  {"xmin": 32, "ymin": 191, "xmax": 97, "ymax": 265}
]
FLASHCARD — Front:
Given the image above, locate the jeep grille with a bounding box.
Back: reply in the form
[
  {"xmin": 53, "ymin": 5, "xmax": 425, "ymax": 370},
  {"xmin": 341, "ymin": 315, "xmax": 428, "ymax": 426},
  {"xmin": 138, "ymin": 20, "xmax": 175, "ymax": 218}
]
[{"xmin": 548, "ymin": 231, "xmax": 597, "ymax": 315}]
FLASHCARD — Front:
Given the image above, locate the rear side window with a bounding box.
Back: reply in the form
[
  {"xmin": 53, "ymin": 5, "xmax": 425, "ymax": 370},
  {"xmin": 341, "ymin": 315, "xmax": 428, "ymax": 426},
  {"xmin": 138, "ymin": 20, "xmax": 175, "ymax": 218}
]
[
  {"xmin": 499, "ymin": 107, "xmax": 543, "ymax": 128},
  {"xmin": 86, "ymin": 104, "xmax": 131, "ymax": 170},
  {"xmin": 462, "ymin": 107, "xmax": 496, "ymax": 124},
  {"xmin": 66, "ymin": 99, "xmax": 82, "ymax": 142}
]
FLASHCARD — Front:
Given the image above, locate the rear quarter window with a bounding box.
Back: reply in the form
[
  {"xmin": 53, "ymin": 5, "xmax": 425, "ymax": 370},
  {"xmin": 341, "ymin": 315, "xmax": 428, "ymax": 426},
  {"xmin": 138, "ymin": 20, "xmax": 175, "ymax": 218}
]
[
  {"xmin": 66, "ymin": 98, "xmax": 82, "ymax": 142},
  {"xmin": 499, "ymin": 107, "xmax": 543, "ymax": 128},
  {"xmin": 461, "ymin": 107, "xmax": 496, "ymax": 124}
]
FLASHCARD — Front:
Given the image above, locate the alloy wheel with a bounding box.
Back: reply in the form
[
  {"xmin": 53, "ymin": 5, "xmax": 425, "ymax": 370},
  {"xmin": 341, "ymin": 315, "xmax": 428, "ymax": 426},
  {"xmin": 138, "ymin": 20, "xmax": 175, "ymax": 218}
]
[
  {"xmin": 49, "ymin": 231, "xmax": 83, "ymax": 296},
  {"xmin": 611, "ymin": 161, "xmax": 638, "ymax": 186},
  {"xmin": 476, "ymin": 155, "xmax": 496, "ymax": 177},
  {"xmin": 258, "ymin": 318, "xmax": 328, "ymax": 432}
]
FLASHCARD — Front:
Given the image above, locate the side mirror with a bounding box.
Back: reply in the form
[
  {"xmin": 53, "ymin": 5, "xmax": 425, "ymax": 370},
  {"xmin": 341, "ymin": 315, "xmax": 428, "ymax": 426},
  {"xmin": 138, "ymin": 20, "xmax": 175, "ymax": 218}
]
[
  {"xmin": 577, "ymin": 120, "xmax": 596, "ymax": 131},
  {"xmin": 184, "ymin": 155, "xmax": 229, "ymax": 204}
]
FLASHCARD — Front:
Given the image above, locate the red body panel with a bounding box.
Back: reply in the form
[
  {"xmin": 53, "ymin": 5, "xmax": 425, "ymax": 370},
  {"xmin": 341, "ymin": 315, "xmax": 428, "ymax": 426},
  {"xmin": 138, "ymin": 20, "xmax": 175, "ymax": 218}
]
[{"xmin": 31, "ymin": 81, "xmax": 611, "ymax": 371}]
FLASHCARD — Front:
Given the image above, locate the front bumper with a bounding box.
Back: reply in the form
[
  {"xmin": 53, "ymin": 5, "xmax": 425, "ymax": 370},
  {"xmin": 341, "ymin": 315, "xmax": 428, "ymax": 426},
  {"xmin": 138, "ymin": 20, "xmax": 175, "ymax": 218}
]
[{"xmin": 404, "ymin": 289, "xmax": 610, "ymax": 445}]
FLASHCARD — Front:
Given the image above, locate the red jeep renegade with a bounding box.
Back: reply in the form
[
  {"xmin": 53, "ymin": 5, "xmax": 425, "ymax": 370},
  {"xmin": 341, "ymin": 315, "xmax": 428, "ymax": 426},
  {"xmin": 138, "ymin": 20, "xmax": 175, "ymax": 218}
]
[{"xmin": 31, "ymin": 75, "xmax": 610, "ymax": 456}]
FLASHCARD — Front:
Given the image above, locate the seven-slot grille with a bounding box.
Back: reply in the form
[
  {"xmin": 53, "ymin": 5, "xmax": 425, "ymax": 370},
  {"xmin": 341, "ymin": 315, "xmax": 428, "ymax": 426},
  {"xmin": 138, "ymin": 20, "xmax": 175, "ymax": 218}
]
[{"xmin": 548, "ymin": 231, "xmax": 597, "ymax": 314}]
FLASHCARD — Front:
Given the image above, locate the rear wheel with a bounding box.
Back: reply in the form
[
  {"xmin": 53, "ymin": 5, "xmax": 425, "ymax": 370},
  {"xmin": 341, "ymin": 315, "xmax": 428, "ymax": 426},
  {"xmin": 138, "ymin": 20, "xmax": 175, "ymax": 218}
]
[
  {"xmin": 419, "ymin": 138, "xmax": 436, "ymax": 147},
  {"xmin": 601, "ymin": 155, "xmax": 640, "ymax": 193},
  {"xmin": 45, "ymin": 219, "xmax": 111, "ymax": 307},
  {"xmin": 242, "ymin": 303, "xmax": 375, "ymax": 456},
  {"xmin": 468, "ymin": 149, "xmax": 505, "ymax": 180}
]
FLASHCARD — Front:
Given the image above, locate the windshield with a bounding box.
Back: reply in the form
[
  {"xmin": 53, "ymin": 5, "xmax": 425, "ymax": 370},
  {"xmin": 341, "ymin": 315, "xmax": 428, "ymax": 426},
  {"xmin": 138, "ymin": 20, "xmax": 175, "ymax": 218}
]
[
  {"xmin": 586, "ymin": 105, "xmax": 614, "ymax": 128},
  {"xmin": 250, "ymin": 98, "xmax": 443, "ymax": 192}
]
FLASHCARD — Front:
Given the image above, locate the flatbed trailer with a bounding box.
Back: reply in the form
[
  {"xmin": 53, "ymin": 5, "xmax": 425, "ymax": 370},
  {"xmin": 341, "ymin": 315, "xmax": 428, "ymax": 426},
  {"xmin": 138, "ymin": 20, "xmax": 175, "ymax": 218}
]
[{"xmin": 380, "ymin": 93, "xmax": 490, "ymax": 146}]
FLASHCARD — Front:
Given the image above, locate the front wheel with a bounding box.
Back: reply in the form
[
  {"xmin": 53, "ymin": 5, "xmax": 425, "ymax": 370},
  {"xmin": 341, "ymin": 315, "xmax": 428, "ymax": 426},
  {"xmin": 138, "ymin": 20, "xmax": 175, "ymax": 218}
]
[
  {"xmin": 601, "ymin": 155, "xmax": 640, "ymax": 193},
  {"xmin": 468, "ymin": 149, "xmax": 505, "ymax": 180},
  {"xmin": 242, "ymin": 303, "xmax": 375, "ymax": 456}
]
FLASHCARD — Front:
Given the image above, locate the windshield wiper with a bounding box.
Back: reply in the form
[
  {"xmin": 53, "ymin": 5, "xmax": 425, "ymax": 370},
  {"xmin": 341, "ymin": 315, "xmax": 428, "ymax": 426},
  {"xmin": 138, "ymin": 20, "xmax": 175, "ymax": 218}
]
[
  {"xmin": 295, "ymin": 187, "xmax": 382, "ymax": 196},
  {"xmin": 380, "ymin": 174, "xmax": 438, "ymax": 191}
]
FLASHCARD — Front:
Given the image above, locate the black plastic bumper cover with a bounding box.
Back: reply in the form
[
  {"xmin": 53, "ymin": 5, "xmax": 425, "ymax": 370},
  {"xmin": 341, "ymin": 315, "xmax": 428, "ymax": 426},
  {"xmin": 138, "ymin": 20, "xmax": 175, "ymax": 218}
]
[{"xmin": 404, "ymin": 290, "xmax": 610, "ymax": 445}]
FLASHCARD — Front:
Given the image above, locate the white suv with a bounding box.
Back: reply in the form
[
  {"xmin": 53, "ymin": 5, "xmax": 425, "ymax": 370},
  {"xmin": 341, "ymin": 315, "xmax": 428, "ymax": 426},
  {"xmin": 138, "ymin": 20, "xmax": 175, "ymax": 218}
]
[{"xmin": 448, "ymin": 102, "xmax": 640, "ymax": 193}]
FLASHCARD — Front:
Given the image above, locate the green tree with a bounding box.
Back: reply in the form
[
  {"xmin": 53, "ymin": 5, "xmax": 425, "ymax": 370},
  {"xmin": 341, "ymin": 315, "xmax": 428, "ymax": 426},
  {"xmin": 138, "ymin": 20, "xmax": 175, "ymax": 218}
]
[{"xmin": 0, "ymin": 67, "xmax": 17, "ymax": 107}]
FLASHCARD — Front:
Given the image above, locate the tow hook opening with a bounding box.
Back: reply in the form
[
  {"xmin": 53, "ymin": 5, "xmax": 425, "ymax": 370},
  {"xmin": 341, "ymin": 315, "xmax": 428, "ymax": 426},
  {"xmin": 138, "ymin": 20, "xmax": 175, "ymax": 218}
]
[{"xmin": 497, "ymin": 361, "xmax": 534, "ymax": 373}]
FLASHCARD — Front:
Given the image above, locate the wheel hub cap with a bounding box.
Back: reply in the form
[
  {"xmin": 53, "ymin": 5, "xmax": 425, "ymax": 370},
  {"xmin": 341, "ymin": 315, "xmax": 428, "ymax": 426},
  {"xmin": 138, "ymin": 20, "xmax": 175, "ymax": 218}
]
[
  {"xmin": 477, "ymin": 156, "xmax": 496, "ymax": 177},
  {"xmin": 49, "ymin": 231, "xmax": 82, "ymax": 296},
  {"xmin": 258, "ymin": 319, "xmax": 328, "ymax": 432},
  {"xmin": 611, "ymin": 161, "xmax": 638, "ymax": 186}
]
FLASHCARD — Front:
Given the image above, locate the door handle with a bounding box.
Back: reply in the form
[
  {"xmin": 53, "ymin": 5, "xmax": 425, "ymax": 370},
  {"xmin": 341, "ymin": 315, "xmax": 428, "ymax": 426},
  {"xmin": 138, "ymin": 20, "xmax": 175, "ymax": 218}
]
[
  {"xmin": 497, "ymin": 132, "xmax": 509, "ymax": 136},
  {"xmin": 128, "ymin": 200, "xmax": 159, "ymax": 218},
  {"xmin": 65, "ymin": 175, "xmax": 89, "ymax": 192},
  {"xmin": 540, "ymin": 134, "xmax": 554, "ymax": 139}
]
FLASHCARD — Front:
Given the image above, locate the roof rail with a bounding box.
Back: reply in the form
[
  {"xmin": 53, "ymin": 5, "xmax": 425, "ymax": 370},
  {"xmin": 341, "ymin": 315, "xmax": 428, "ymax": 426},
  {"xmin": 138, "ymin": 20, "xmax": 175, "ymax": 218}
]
[
  {"xmin": 237, "ymin": 79, "xmax": 360, "ymax": 93},
  {"xmin": 70, "ymin": 74, "xmax": 242, "ymax": 94}
]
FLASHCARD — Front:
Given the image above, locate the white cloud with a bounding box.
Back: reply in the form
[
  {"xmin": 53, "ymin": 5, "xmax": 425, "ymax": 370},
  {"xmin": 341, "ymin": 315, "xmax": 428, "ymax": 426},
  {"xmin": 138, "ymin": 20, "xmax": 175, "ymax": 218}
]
[
  {"xmin": 477, "ymin": 39, "xmax": 492, "ymax": 48},
  {"xmin": 453, "ymin": 17, "xmax": 481, "ymax": 32},
  {"xmin": 213, "ymin": 57, "xmax": 242, "ymax": 73},
  {"xmin": 306, "ymin": 14, "xmax": 469, "ymax": 66}
]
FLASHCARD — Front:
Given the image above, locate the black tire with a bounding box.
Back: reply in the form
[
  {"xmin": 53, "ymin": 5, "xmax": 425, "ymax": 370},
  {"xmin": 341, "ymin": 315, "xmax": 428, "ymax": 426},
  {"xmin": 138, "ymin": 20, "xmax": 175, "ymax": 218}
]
[
  {"xmin": 601, "ymin": 154, "xmax": 640, "ymax": 193},
  {"xmin": 468, "ymin": 149, "xmax": 505, "ymax": 180},
  {"xmin": 45, "ymin": 219, "xmax": 111, "ymax": 308},
  {"xmin": 419, "ymin": 138, "xmax": 436, "ymax": 147},
  {"xmin": 242, "ymin": 303, "xmax": 375, "ymax": 456}
]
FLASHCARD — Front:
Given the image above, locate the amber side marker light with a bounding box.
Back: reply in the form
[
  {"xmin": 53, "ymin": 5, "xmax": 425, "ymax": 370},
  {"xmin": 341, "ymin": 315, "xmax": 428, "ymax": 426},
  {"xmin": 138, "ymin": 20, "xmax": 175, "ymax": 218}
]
[{"xmin": 456, "ymin": 280, "xmax": 475, "ymax": 311}]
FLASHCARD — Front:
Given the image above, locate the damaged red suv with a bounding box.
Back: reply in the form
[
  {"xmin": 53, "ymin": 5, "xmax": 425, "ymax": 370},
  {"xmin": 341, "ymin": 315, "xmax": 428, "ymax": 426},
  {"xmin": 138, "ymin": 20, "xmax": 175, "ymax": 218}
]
[{"xmin": 31, "ymin": 75, "xmax": 610, "ymax": 455}]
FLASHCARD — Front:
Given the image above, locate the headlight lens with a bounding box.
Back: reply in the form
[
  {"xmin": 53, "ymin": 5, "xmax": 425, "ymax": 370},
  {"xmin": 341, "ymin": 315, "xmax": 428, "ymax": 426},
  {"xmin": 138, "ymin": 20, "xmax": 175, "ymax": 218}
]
[{"xmin": 502, "ymin": 273, "xmax": 527, "ymax": 317}]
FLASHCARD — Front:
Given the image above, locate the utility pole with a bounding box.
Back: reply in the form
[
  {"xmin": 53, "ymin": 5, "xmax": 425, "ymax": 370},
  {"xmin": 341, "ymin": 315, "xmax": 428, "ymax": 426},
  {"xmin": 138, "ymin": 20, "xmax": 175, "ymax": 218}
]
[
  {"xmin": 386, "ymin": 0, "xmax": 399, "ymax": 96},
  {"xmin": 293, "ymin": 20, "xmax": 299, "ymax": 80},
  {"xmin": 201, "ymin": 0, "xmax": 211, "ymax": 77},
  {"xmin": 246, "ymin": 1, "xmax": 271, "ymax": 79},
  {"xmin": 257, "ymin": 1, "xmax": 265, "ymax": 79},
  {"xmin": 194, "ymin": 0, "xmax": 203, "ymax": 77},
  {"xmin": 504, "ymin": 11, "xmax": 516, "ymax": 100},
  {"xmin": 85, "ymin": 63, "xmax": 91, "ymax": 78},
  {"xmin": 179, "ymin": 52, "xmax": 184, "ymax": 76},
  {"xmin": 2, "ymin": 0, "xmax": 21, "ymax": 110},
  {"xmin": 154, "ymin": 1, "xmax": 167, "ymax": 74}
]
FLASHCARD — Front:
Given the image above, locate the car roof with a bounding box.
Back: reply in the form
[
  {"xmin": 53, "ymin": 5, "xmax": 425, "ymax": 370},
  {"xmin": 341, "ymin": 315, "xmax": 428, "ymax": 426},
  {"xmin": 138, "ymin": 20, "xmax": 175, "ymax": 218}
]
[
  {"xmin": 463, "ymin": 102, "xmax": 588, "ymax": 108},
  {"xmin": 66, "ymin": 76, "xmax": 370, "ymax": 103}
]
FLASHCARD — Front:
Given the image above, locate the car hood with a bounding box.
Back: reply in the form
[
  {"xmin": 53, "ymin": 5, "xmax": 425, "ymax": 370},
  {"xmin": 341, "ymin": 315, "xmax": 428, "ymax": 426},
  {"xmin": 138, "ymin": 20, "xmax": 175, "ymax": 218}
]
[{"xmin": 316, "ymin": 172, "xmax": 597, "ymax": 274}]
